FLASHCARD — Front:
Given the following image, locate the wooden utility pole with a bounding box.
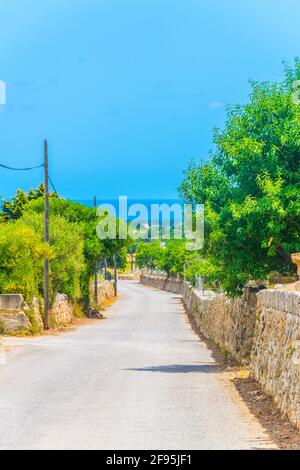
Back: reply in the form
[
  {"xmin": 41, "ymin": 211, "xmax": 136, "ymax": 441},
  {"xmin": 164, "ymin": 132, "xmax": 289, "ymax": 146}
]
[
  {"xmin": 104, "ymin": 257, "xmax": 107, "ymax": 280},
  {"xmin": 130, "ymin": 251, "xmax": 134, "ymax": 273},
  {"xmin": 43, "ymin": 139, "xmax": 50, "ymax": 330},
  {"xmin": 94, "ymin": 196, "xmax": 98, "ymax": 304},
  {"xmin": 113, "ymin": 254, "xmax": 118, "ymax": 296}
]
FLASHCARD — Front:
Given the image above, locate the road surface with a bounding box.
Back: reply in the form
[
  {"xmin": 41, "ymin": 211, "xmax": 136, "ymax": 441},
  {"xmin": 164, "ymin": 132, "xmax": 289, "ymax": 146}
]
[{"xmin": 0, "ymin": 281, "xmax": 275, "ymax": 449}]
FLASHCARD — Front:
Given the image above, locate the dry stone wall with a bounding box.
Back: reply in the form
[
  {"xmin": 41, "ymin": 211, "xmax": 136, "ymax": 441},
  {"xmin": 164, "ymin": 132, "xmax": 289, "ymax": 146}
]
[
  {"xmin": 97, "ymin": 280, "xmax": 115, "ymax": 302},
  {"xmin": 0, "ymin": 312, "xmax": 30, "ymax": 332},
  {"xmin": 49, "ymin": 293, "xmax": 73, "ymax": 327},
  {"xmin": 140, "ymin": 274, "xmax": 183, "ymax": 294},
  {"xmin": 0, "ymin": 280, "xmax": 115, "ymax": 334},
  {"xmin": 90, "ymin": 280, "xmax": 115, "ymax": 310},
  {"xmin": 250, "ymin": 289, "xmax": 300, "ymax": 428},
  {"xmin": 182, "ymin": 282, "xmax": 257, "ymax": 362},
  {"xmin": 0, "ymin": 294, "xmax": 30, "ymax": 332},
  {"xmin": 0, "ymin": 293, "xmax": 74, "ymax": 332}
]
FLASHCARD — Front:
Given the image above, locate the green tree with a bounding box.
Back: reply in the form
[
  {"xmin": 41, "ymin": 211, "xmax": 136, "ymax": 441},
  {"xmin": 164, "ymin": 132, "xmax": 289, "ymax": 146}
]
[
  {"xmin": 157, "ymin": 240, "xmax": 186, "ymax": 276},
  {"xmin": 26, "ymin": 198, "xmax": 104, "ymax": 303},
  {"xmin": 27, "ymin": 198, "xmax": 129, "ymax": 300},
  {"xmin": 179, "ymin": 60, "xmax": 300, "ymax": 295},
  {"xmin": 0, "ymin": 183, "xmax": 57, "ymax": 222},
  {"xmin": 20, "ymin": 212, "xmax": 85, "ymax": 302},
  {"xmin": 136, "ymin": 241, "xmax": 163, "ymax": 271},
  {"xmin": 0, "ymin": 220, "xmax": 52, "ymax": 300}
]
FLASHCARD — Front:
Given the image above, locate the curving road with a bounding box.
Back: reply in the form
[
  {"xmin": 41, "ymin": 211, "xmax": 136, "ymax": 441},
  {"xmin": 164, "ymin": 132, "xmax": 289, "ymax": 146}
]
[{"xmin": 0, "ymin": 281, "xmax": 275, "ymax": 449}]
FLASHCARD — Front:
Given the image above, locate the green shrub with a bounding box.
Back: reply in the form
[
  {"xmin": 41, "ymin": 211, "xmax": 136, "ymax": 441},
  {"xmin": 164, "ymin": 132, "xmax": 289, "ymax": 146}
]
[
  {"xmin": 26, "ymin": 306, "xmax": 43, "ymax": 335},
  {"xmin": 21, "ymin": 212, "xmax": 85, "ymax": 303},
  {"xmin": 0, "ymin": 221, "xmax": 51, "ymax": 301},
  {"xmin": 0, "ymin": 212, "xmax": 85, "ymax": 304},
  {"xmin": 136, "ymin": 241, "xmax": 163, "ymax": 271}
]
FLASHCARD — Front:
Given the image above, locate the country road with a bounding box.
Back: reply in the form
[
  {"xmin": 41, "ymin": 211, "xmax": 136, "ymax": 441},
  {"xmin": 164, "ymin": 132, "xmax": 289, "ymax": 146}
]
[{"xmin": 0, "ymin": 281, "xmax": 275, "ymax": 450}]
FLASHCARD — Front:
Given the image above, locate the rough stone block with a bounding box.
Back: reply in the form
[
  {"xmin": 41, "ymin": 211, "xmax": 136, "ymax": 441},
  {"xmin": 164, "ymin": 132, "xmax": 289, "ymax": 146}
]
[
  {"xmin": 0, "ymin": 312, "xmax": 30, "ymax": 331},
  {"xmin": 0, "ymin": 294, "xmax": 24, "ymax": 312}
]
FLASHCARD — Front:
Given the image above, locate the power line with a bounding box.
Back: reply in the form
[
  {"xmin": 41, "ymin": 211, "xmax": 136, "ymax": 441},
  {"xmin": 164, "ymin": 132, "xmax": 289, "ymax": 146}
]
[
  {"xmin": 1, "ymin": 161, "xmax": 76, "ymax": 221},
  {"xmin": 0, "ymin": 160, "xmax": 65, "ymax": 210},
  {"xmin": 0, "ymin": 162, "xmax": 44, "ymax": 171},
  {"xmin": 48, "ymin": 174, "xmax": 66, "ymax": 213},
  {"xmin": 48, "ymin": 174, "xmax": 60, "ymax": 198}
]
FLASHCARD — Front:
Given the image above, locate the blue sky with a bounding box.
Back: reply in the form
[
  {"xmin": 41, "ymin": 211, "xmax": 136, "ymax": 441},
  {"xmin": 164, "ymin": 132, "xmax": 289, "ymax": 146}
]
[{"xmin": 0, "ymin": 0, "xmax": 299, "ymax": 200}]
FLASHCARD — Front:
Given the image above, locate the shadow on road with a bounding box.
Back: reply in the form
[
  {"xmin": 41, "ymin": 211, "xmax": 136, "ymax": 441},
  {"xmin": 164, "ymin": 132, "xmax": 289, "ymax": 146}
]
[{"xmin": 124, "ymin": 363, "xmax": 219, "ymax": 374}]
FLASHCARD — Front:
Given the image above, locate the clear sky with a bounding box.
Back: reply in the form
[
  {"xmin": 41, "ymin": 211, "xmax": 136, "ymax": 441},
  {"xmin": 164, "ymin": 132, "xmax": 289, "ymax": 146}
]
[{"xmin": 0, "ymin": 0, "xmax": 299, "ymax": 200}]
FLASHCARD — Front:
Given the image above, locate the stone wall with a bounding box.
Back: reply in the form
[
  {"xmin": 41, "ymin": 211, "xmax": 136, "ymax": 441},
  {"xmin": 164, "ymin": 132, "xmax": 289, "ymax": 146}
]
[
  {"xmin": 24, "ymin": 294, "xmax": 74, "ymax": 329},
  {"xmin": 91, "ymin": 280, "xmax": 115, "ymax": 308},
  {"xmin": 119, "ymin": 272, "xmax": 141, "ymax": 281},
  {"xmin": 182, "ymin": 282, "xmax": 258, "ymax": 362},
  {"xmin": 0, "ymin": 293, "xmax": 74, "ymax": 333},
  {"xmin": 97, "ymin": 280, "xmax": 115, "ymax": 303},
  {"xmin": 0, "ymin": 312, "xmax": 30, "ymax": 332},
  {"xmin": 0, "ymin": 294, "xmax": 25, "ymax": 311},
  {"xmin": 49, "ymin": 293, "xmax": 73, "ymax": 327},
  {"xmin": 0, "ymin": 281, "xmax": 115, "ymax": 334},
  {"xmin": 0, "ymin": 294, "xmax": 30, "ymax": 332},
  {"xmin": 250, "ymin": 289, "xmax": 300, "ymax": 428},
  {"xmin": 140, "ymin": 274, "xmax": 183, "ymax": 295}
]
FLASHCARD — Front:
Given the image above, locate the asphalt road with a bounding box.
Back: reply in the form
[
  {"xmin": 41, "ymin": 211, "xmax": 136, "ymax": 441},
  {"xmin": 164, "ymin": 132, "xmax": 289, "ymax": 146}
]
[{"xmin": 0, "ymin": 281, "xmax": 275, "ymax": 449}]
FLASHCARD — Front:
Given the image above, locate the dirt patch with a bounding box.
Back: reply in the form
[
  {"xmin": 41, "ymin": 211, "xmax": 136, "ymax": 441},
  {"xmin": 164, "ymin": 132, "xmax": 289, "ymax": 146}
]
[
  {"xmin": 99, "ymin": 296, "xmax": 117, "ymax": 311},
  {"xmin": 230, "ymin": 369, "xmax": 300, "ymax": 450}
]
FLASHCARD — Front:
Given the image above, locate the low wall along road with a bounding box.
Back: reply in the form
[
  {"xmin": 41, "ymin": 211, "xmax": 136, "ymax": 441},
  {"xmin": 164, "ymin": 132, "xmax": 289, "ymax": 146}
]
[{"xmin": 0, "ymin": 280, "xmax": 115, "ymax": 333}]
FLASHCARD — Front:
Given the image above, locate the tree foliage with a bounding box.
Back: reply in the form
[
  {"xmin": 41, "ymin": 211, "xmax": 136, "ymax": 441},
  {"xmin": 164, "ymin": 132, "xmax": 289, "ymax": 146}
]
[
  {"xmin": 21, "ymin": 212, "xmax": 85, "ymax": 302},
  {"xmin": 25, "ymin": 197, "xmax": 130, "ymax": 300},
  {"xmin": 0, "ymin": 220, "xmax": 52, "ymax": 300},
  {"xmin": 179, "ymin": 60, "xmax": 300, "ymax": 295},
  {"xmin": 0, "ymin": 183, "xmax": 57, "ymax": 222},
  {"xmin": 136, "ymin": 241, "xmax": 163, "ymax": 271},
  {"xmin": 0, "ymin": 187, "xmax": 128, "ymax": 304}
]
